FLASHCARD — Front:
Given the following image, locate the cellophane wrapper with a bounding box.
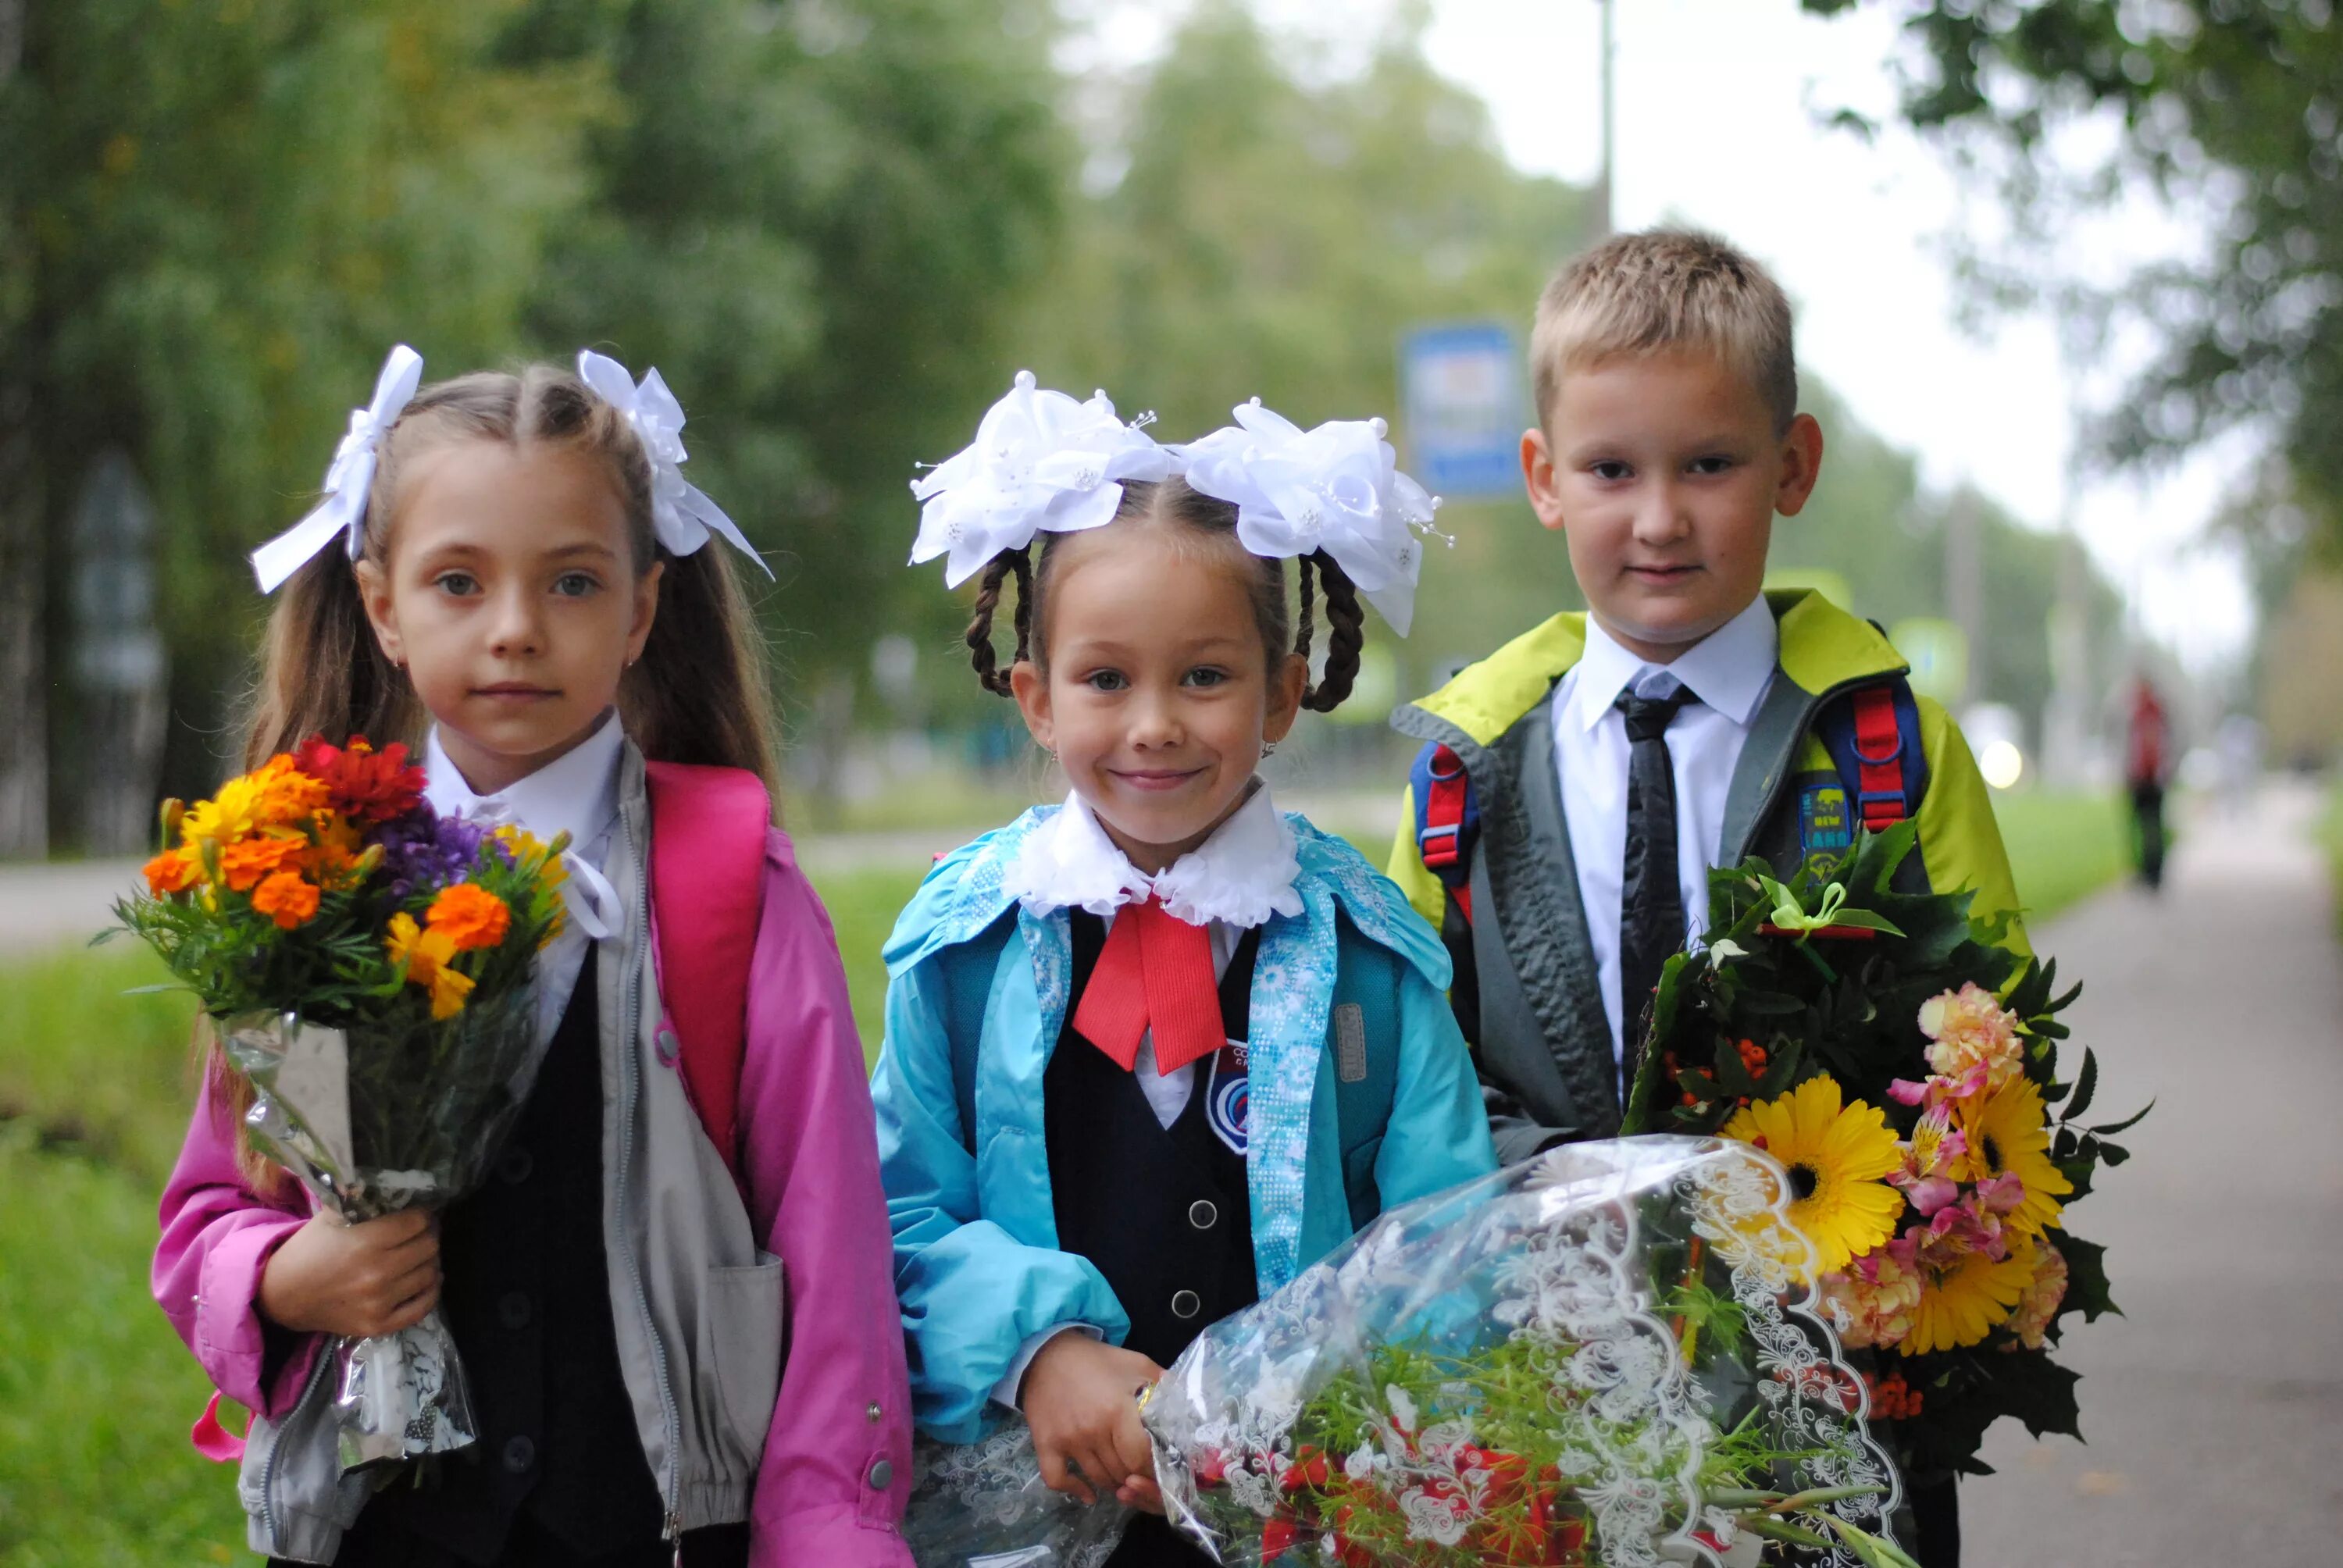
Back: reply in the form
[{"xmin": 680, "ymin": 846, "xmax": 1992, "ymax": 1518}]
[
  {"xmin": 904, "ymin": 1137, "xmax": 1905, "ymax": 1567},
  {"xmin": 219, "ymin": 985, "xmax": 544, "ymax": 1469}
]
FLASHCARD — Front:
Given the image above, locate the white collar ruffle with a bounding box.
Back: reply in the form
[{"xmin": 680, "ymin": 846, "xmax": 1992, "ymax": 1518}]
[
  {"xmin": 1004, "ymin": 784, "xmax": 1303, "ymax": 929},
  {"xmin": 423, "ymin": 708, "xmax": 625, "ymax": 851}
]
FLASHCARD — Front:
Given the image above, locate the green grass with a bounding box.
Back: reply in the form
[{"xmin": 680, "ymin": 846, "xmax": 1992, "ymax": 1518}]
[
  {"xmin": 1990, "ymin": 789, "xmax": 2132, "ymax": 927},
  {"xmin": 0, "ymin": 1126, "xmax": 248, "ymax": 1565}
]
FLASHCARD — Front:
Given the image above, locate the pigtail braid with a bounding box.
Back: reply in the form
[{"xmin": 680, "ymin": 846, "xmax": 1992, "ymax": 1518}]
[
  {"xmin": 1300, "ymin": 551, "xmax": 1366, "ymax": 713},
  {"xmin": 1293, "ymin": 551, "xmax": 1318, "ymax": 677},
  {"xmin": 965, "ymin": 545, "xmax": 1033, "ymax": 697}
]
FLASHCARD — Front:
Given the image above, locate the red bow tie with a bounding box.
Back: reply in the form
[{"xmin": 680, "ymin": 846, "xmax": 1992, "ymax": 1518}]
[{"xmin": 1071, "ymin": 896, "xmax": 1224, "ymax": 1076}]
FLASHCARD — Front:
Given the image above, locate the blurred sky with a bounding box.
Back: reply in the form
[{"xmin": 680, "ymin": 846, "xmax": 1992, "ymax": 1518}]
[{"xmin": 1065, "ymin": 0, "xmax": 2256, "ymax": 677}]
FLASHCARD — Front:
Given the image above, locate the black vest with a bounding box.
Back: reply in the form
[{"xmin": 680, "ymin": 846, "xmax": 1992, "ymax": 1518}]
[
  {"xmin": 348, "ymin": 949, "xmax": 666, "ymax": 1562},
  {"xmin": 1044, "ymin": 912, "xmax": 1259, "ymax": 1367}
]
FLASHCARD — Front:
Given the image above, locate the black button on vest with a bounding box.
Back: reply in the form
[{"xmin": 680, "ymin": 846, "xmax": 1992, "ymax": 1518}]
[
  {"xmin": 348, "ymin": 950, "xmax": 666, "ymax": 1563},
  {"xmin": 1045, "ymin": 912, "xmax": 1259, "ymax": 1369}
]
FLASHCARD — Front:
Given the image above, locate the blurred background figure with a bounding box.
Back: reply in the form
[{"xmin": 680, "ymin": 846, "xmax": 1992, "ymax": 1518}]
[{"xmin": 2124, "ymin": 675, "xmax": 2174, "ymax": 890}]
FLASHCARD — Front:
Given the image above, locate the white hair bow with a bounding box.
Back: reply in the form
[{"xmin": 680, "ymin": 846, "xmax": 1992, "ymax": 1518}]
[
  {"xmin": 909, "ymin": 370, "xmax": 1175, "ymax": 587},
  {"xmin": 1174, "ymin": 399, "xmax": 1443, "ymax": 636},
  {"xmin": 576, "ymin": 350, "xmax": 772, "ymax": 577},
  {"xmin": 250, "ymin": 345, "xmax": 425, "ymax": 593}
]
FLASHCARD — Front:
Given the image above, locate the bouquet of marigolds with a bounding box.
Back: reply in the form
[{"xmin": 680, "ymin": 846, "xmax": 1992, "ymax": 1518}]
[
  {"xmin": 906, "ymin": 1139, "xmax": 1925, "ymax": 1567},
  {"xmin": 116, "ymin": 736, "xmax": 568, "ymax": 1468},
  {"xmin": 1622, "ymin": 822, "xmax": 2147, "ymax": 1490}
]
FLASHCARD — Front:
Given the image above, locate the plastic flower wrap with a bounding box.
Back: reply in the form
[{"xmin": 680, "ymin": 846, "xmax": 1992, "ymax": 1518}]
[
  {"xmin": 117, "ymin": 737, "xmax": 570, "ymax": 1469},
  {"xmin": 904, "ymin": 1138, "xmax": 1917, "ymax": 1566},
  {"xmin": 1627, "ymin": 823, "xmax": 2147, "ymax": 1484}
]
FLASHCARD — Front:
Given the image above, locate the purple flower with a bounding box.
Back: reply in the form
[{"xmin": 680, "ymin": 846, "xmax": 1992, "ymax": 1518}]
[{"xmin": 369, "ymin": 803, "xmax": 488, "ymax": 900}]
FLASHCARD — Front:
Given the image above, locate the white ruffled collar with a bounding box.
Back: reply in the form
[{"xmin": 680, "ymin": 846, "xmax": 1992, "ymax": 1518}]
[
  {"xmin": 1004, "ymin": 783, "xmax": 1303, "ymax": 929},
  {"xmin": 423, "ymin": 708, "xmax": 624, "ymax": 852}
]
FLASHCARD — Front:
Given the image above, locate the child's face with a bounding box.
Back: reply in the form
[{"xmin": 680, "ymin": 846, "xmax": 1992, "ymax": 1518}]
[
  {"xmin": 355, "ymin": 440, "xmax": 661, "ymax": 795},
  {"xmin": 1011, "ymin": 527, "xmax": 1307, "ymax": 875},
  {"xmin": 1522, "ymin": 346, "xmax": 1823, "ymax": 663}
]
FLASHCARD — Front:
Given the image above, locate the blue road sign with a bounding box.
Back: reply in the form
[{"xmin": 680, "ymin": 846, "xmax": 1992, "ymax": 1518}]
[{"xmin": 1400, "ymin": 321, "xmax": 1527, "ymax": 500}]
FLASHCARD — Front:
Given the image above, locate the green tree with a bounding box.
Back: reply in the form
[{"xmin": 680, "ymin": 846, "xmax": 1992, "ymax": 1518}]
[
  {"xmin": 1803, "ymin": 0, "xmax": 2343, "ymax": 556},
  {"xmin": 515, "ymin": 0, "xmax": 1072, "ymax": 788},
  {"xmin": 0, "ymin": 1, "xmax": 605, "ymax": 849}
]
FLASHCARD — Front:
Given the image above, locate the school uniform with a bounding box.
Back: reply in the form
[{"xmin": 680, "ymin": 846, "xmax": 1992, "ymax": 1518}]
[
  {"xmin": 1387, "ymin": 589, "xmax": 2029, "ymax": 1568},
  {"xmin": 158, "ymin": 716, "xmax": 915, "ymax": 1566},
  {"xmin": 872, "ymin": 786, "xmax": 1496, "ymax": 1559}
]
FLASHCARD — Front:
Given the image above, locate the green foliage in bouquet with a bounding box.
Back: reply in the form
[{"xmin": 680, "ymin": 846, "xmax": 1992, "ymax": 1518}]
[{"xmin": 1624, "ymin": 824, "xmax": 2148, "ymax": 1480}]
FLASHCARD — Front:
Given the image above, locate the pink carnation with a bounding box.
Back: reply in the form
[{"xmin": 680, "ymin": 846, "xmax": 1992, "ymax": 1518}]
[
  {"xmin": 2002, "ymin": 1241, "xmax": 2070, "ymax": 1350},
  {"xmin": 1917, "ymin": 982, "xmax": 2025, "ymax": 1092},
  {"xmin": 1821, "ymin": 1241, "xmax": 1924, "ymax": 1351}
]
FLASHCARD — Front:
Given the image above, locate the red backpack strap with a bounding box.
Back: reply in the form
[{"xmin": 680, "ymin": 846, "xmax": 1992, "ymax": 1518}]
[
  {"xmin": 644, "ymin": 760, "xmax": 772, "ymax": 1187},
  {"xmin": 1847, "ymin": 685, "xmax": 1913, "ymax": 830}
]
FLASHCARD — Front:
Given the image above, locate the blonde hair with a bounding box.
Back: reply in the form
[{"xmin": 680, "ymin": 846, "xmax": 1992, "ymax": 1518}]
[{"xmin": 1530, "ymin": 228, "xmax": 1797, "ymax": 433}]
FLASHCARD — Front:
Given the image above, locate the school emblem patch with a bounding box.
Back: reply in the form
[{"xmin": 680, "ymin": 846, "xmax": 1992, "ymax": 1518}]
[
  {"xmin": 1798, "ymin": 781, "xmax": 1853, "ymax": 863},
  {"xmin": 1207, "ymin": 1039, "xmax": 1249, "ymax": 1156}
]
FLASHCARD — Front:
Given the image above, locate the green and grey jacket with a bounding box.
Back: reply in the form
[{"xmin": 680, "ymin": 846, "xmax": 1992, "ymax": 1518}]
[{"xmin": 1387, "ymin": 590, "xmax": 2029, "ymax": 1163}]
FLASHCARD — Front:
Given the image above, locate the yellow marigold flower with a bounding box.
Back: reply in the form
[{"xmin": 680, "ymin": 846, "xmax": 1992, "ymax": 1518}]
[
  {"xmin": 1901, "ymin": 1240, "xmax": 2035, "ymax": 1356},
  {"xmin": 386, "ymin": 911, "xmax": 453, "ymax": 982},
  {"xmin": 1950, "ymin": 1077, "xmax": 2074, "ymax": 1238},
  {"xmin": 426, "ymin": 961, "xmax": 474, "ymax": 1020},
  {"xmin": 250, "ymin": 870, "xmax": 321, "ymax": 930},
  {"xmin": 426, "ymin": 883, "xmax": 512, "ymax": 952},
  {"xmin": 143, "ymin": 848, "xmax": 202, "ymax": 896},
  {"xmin": 217, "ymin": 833, "xmax": 309, "ymax": 893},
  {"xmin": 180, "ymin": 775, "xmax": 269, "ymax": 849},
  {"xmin": 1723, "ymin": 1077, "xmax": 1906, "ymax": 1280},
  {"xmin": 1918, "ymin": 982, "xmax": 2025, "ymax": 1092}
]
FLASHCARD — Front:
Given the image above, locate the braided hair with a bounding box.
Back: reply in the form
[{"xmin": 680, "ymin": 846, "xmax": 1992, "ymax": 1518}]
[{"xmin": 961, "ymin": 476, "xmax": 1366, "ymax": 713}]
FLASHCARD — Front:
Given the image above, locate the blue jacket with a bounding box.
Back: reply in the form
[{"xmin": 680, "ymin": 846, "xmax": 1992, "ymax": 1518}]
[{"xmin": 871, "ymin": 805, "xmax": 1498, "ymax": 1442}]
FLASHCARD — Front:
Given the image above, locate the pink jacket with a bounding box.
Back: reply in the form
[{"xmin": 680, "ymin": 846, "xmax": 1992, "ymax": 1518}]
[{"xmin": 154, "ymin": 825, "xmax": 914, "ymax": 1564}]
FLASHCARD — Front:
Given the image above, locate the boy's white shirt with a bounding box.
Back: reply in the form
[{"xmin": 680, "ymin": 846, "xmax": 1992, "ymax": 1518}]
[
  {"xmin": 423, "ymin": 709, "xmax": 626, "ymax": 1046},
  {"xmin": 993, "ymin": 780, "xmax": 1303, "ymax": 1408},
  {"xmin": 1550, "ymin": 594, "xmax": 1778, "ymax": 1080}
]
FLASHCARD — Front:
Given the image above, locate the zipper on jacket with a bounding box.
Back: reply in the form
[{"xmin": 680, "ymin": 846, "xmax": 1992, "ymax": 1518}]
[
  {"xmin": 613, "ymin": 855, "xmax": 685, "ymax": 1538},
  {"xmin": 260, "ymin": 1342, "xmax": 337, "ymax": 1546}
]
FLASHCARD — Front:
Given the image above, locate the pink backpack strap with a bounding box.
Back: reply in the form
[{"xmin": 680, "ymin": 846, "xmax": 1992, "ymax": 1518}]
[{"xmin": 644, "ymin": 760, "xmax": 772, "ymax": 1186}]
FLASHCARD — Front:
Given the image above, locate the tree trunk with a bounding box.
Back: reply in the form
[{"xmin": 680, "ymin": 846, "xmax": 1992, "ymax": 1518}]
[{"xmin": 0, "ymin": 375, "xmax": 48, "ymax": 857}]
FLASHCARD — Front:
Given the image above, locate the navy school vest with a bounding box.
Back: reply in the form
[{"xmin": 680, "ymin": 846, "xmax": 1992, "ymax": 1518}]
[{"xmin": 1045, "ymin": 911, "xmax": 1261, "ymax": 1368}]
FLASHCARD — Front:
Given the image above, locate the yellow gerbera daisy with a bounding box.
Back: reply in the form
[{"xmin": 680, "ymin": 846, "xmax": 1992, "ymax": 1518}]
[
  {"xmin": 1950, "ymin": 1077, "xmax": 2074, "ymax": 1238},
  {"xmin": 1901, "ymin": 1239, "xmax": 2037, "ymax": 1356},
  {"xmin": 1723, "ymin": 1077, "xmax": 1905, "ymax": 1279}
]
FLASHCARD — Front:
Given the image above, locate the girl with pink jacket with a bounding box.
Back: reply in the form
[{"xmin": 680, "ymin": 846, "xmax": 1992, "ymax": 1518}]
[{"xmin": 152, "ymin": 348, "xmax": 913, "ymax": 1566}]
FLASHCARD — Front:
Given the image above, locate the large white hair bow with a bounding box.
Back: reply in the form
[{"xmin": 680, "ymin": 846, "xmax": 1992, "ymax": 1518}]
[
  {"xmin": 250, "ymin": 344, "xmax": 424, "ymax": 593},
  {"xmin": 576, "ymin": 349, "xmax": 772, "ymax": 577},
  {"xmin": 1175, "ymin": 399, "xmax": 1443, "ymax": 636},
  {"xmin": 910, "ymin": 370, "xmax": 1175, "ymax": 587}
]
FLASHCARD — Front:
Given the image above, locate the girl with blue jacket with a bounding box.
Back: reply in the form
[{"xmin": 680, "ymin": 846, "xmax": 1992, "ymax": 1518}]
[{"xmin": 872, "ymin": 379, "xmax": 1498, "ymax": 1565}]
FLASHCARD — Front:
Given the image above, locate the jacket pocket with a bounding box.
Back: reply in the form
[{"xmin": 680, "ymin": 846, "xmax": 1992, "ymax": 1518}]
[{"xmin": 693, "ymin": 1250, "xmax": 788, "ymax": 1478}]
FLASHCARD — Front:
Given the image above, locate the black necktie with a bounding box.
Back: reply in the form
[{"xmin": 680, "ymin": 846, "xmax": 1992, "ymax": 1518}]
[{"xmin": 1615, "ymin": 685, "xmax": 1693, "ymax": 1089}]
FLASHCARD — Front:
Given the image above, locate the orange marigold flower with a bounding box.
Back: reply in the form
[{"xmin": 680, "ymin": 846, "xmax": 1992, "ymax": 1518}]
[
  {"xmin": 143, "ymin": 848, "xmax": 201, "ymax": 896},
  {"xmin": 249, "ymin": 754, "xmax": 332, "ymax": 827},
  {"xmin": 251, "ymin": 870, "xmax": 322, "ymax": 930},
  {"xmin": 426, "ymin": 884, "xmax": 512, "ymax": 951},
  {"xmin": 217, "ymin": 833, "xmax": 309, "ymax": 893}
]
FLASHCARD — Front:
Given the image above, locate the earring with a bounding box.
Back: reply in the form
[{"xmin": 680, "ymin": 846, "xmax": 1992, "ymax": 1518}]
[{"xmin": 1261, "ymin": 741, "xmax": 1278, "ymax": 757}]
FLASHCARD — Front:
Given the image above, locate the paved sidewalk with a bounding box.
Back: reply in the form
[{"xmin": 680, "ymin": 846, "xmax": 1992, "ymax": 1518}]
[{"xmin": 1962, "ymin": 783, "xmax": 2343, "ymax": 1566}]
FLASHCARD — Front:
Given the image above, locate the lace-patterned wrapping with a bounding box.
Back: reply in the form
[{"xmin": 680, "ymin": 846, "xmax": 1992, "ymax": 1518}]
[{"xmin": 903, "ymin": 1139, "xmax": 1902, "ymax": 1566}]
